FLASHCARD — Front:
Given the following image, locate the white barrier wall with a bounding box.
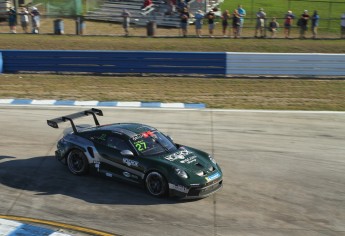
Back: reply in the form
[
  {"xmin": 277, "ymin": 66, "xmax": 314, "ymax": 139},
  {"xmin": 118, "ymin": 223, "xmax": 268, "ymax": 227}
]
[{"xmin": 226, "ymin": 52, "xmax": 345, "ymax": 76}]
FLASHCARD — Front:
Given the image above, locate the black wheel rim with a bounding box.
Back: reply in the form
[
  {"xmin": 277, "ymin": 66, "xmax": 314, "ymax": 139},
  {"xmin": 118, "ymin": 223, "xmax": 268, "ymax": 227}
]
[
  {"xmin": 69, "ymin": 151, "xmax": 84, "ymax": 172},
  {"xmin": 147, "ymin": 173, "xmax": 164, "ymax": 196}
]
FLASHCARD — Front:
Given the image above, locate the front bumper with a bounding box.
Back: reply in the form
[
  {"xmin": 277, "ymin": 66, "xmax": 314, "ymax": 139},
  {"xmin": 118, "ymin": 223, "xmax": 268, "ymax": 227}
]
[{"xmin": 169, "ymin": 178, "xmax": 223, "ymax": 199}]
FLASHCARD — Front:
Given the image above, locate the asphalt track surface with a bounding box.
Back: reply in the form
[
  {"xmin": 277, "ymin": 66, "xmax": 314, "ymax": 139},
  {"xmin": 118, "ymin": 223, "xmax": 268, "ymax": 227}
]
[{"xmin": 0, "ymin": 106, "xmax": 344, "ymax": 236}]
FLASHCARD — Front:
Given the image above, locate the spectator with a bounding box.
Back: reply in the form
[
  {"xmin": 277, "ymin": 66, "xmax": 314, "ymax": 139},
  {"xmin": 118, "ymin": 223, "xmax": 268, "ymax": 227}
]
[
  {"xmin": 142, "ymin": 0, "xmax": 152, "ymax": 9},
  {"xmin": 30, "ymin": 7, "xmax": 40, "ymax": 34},
  {"xmin": 342, "ymin": 12, "xmax": 345, "ymax": 38},
  {"xmin": 194, "ymin": 9, "xmax": 204, "ymax": 37},
  {"xmin": 206, "ymin": 9, "xmax": 216, "ymax": 37},
  {"xmin": 232, "ymin": 9, "xmax": 241, "ymax": 38},
  {"xmin": 254, "ymin": 8, "xmax": 266, "ymax": 38},
  {"xmin": 180, "ymin": 7, "xmax": 190, "ymax": 37},
  {"xmin": 177, "ymin": 0, "xmax": 188, "ymax": 13},
  {"xmin": 121, "ymin": 9, "xmax": 131, "ymax": 36},
  {"xmin": 299, "ymin": 10, "xmax": 309, "ymax": 39},
  {"xmin": 311, "ymin": 10, "xmax": 320, "ymax": 39},
  {"xmin": 268, "ymin": 17, "xmax": 279, "ymax": 38},
  {"xmin": 237, "ymin": 5, "xmax": 246, "ymax": 36},
  {"xmin": 284, "ymin": 10, "xmax": 295, "ymax": 38},
  {"xmin": 221, "ymin": 10, "xmax": 230, "ymax": 37},
  {"xmin": 19, "ymin": 7, "xmax": 29, "ymax": 33},
  {"xmin": 8, "ymin": 7, "xmax": 17, "ymax": 34}
]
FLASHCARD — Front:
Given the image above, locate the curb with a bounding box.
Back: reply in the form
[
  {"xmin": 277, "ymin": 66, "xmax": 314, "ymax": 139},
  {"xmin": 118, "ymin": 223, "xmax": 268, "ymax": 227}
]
[
  {"xmin": 0, "ymin": 99, "xmax": 206, "ymax": 109},
  {"xmin": 0, "ymin": 218, "xmax": 71, "ymax": 236}
]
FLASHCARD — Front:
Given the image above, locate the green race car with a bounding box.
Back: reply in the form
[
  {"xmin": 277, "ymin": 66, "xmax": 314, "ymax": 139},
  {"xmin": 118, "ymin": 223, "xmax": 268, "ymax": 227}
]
[{"xmin": 47, "ymin": 108, "xmax": 223, "ymax": 199}]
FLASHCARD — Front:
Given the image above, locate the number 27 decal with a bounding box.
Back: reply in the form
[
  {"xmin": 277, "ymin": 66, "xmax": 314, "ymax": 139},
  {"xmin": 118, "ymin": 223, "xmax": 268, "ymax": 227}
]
[{"xmin": 135, "ymin": 141, "xmax": 147, "ymax": 152}]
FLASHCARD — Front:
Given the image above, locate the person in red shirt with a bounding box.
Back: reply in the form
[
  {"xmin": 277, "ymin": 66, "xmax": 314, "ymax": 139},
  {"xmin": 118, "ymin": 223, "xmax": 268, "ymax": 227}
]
[{"xmin": 284, "ymin": 10, "xmax": 295, "ymax": 38}]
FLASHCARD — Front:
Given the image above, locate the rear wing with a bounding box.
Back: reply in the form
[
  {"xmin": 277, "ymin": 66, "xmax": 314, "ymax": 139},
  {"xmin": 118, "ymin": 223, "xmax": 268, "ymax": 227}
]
[{"xmin": 47, "ymin": 108, "xmax": 103, "ymax": 133}]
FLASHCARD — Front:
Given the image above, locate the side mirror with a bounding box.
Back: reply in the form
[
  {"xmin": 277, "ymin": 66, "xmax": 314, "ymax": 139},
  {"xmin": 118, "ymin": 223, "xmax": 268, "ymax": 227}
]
[{"xmin": 121, "ymin": 150, "xmax": 134, "ymax": 156}]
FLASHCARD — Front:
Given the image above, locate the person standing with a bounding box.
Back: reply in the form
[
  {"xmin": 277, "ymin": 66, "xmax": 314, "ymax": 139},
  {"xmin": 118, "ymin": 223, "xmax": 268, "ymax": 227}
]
[
  {"xmin": 8, "ymin": 7, "xmax": 17, "ymax": 34},
  {"xmin": 311, "ymin": 10, "xmax": 320, "ymax": 39},
  {"xmin": 180, "ymin": 7, "xmax": 190, "ymax": 37},
  {"xmin": 221, "ymin": 10, "xmax": 230, "ymax": 37},
  {"xmin": 341, "ymin": 12, "xmax": 345, "ymax": 38},
  {"xmin": 254, "ymin": 8, "xmax": 266, "ymax": 38},
  {"xmin": 121, "ymin": 9, "xmax": 131, "ymax": 36},
  {"xmin": 30, "ymin": 7, "xmax": 40, "ymax": 34},
  {"xmin": 194, "ymin": 9, "xmax": 204, "ymax": 37},
  {"xmin": 284, "ymin": 10, "xmax": 295, "ymax": 38},
  {"xmin": 19, "ymin": 7, "xmax": 29, "ymax": 33},
  {"xmin": 299, "ymin": 10, "xmax": 309, "ymax": 39},
  {"xmin": 268, "ymin": 17, "xmax": 279, "ymax": 38},
  {"xmin": 237, "ymin": 5, "xmax": 246, "ymax": 36},
  {"xmin": 206, "ymin": 9, "xmax": 216, "ymax": 37},
  {"xmin": 232, "ymin": 9, "xmax": 241, "ymax": 38}
]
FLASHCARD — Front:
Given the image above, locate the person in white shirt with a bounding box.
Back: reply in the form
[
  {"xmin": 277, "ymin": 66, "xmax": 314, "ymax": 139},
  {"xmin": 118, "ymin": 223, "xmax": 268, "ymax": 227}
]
[{"xmin": 19, "ymin": 7, "xmax": 29, "ymax": 33}]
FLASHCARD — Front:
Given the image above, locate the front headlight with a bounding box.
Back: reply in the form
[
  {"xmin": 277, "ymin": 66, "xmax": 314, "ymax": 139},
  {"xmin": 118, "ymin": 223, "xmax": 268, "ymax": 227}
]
[
  {"xmin": 174, "ymin": 167, "xmax": 188, "ymax": 179},
  {"xmin": 209, "ymin": 155, "xmax": 217, "ymax": 165}
]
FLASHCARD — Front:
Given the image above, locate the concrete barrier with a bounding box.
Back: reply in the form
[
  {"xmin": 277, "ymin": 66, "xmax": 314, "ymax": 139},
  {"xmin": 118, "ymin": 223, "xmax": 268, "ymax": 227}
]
[{"xmin": 1, "ymin": 50, "xmax": 344, "ymax": 76}]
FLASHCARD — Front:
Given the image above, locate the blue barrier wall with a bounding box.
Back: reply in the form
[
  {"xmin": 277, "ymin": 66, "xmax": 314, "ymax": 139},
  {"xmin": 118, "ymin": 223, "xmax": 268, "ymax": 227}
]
[
  {"xmin": 1, "ymin": 50, "xmax": 227, "ymax": 75},
  {"xmin": 0, "ymin": 52, "xmax": 3, "ymax": 73},
  {"xmin": 1, "ymin": 50, "xmax": 345, "ymax": 76}
]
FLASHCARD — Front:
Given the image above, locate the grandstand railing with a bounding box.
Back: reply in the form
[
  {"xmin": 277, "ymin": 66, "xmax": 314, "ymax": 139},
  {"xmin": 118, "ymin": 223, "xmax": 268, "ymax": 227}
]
[{"xmin": 0, "ymin": 50, "xmax": 344, "ymax": 77}]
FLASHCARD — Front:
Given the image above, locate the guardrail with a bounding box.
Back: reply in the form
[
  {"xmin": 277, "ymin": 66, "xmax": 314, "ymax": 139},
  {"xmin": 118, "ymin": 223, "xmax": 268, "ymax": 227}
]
[{"xmin": 0, "ymin": 50, "xmax": 344, "ymax": 77}]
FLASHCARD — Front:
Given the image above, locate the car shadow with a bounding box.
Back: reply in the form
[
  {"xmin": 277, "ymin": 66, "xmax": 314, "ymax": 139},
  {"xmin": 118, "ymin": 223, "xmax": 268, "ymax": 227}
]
[{"xmin": 0, "ymin": 155, "xmax": 196, "ymax": 205}]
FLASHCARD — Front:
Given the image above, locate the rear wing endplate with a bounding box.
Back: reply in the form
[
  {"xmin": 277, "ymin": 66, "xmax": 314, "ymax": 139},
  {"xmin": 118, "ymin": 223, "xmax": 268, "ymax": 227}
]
[{"xmin": 47, "ymin": 108, "xmax": 103, "ymax": 133}]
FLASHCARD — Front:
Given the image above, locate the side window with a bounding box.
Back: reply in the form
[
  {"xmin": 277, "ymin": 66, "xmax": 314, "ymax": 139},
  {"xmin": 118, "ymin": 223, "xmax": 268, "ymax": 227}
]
[
  {"xmin": 89, "ymin": 132, "xmax": 108, "ymax": 145},
  {"xmin": 106, "ymin": 135, "xmax": 130, "ymax": 151}
]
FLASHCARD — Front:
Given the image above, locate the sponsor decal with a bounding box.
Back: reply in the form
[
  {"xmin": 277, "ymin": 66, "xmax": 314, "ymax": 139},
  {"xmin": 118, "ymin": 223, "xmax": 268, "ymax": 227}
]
[
  {"xmin": 105, "ymin": 172, "xmax": 112, "ymax": 177},
  {"xmin": 123, "ymin": 172, "xmax": 131, "ymax": 178},
  {"xmin": 164, "ymin": 149, "xmax": 193, "ymax": 162},
  {"xmin": 180, "ymin": 156, "xmax": 197, "ymax": 164},
  {"xmin": 122, "ymin": 172, "xmax": 139, "ymax": 179},
  {"xmin": 123, "ymin": 158, "xmax": 139, "ymax": 167},
  {"xmin": 205, "ymin": 172, "xmax": 220, "ymax": 182},
  {"xmin": 168, "ymin": 183, "xmax": 189, "ymax": 193}
]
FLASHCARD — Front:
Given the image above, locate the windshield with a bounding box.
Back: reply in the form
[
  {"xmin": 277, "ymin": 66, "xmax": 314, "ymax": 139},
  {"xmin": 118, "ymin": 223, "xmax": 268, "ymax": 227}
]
[{"xmin": 129, "ymin": 130, "xmax": 177, "ymax": 156}]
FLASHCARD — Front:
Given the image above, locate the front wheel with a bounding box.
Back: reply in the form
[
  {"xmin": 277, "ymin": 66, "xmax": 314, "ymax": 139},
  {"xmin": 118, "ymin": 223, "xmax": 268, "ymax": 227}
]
[
  {"xmin": 67, "ymin": 149, "xmax": 89, "ymax": 175},
  {"xmin": 145, "ymin": 171, "xmax": 168, "ymax": 197}
]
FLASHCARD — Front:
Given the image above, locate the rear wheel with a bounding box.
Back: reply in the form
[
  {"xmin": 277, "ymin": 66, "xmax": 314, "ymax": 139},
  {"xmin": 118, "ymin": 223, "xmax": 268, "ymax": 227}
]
[
  {"xmin": 145, "ymin": 171, "xmax": 168, "ymax": 197},
  {"xmin": 67, "ymin": 149, "xmax": 89, "ymax": 175}
]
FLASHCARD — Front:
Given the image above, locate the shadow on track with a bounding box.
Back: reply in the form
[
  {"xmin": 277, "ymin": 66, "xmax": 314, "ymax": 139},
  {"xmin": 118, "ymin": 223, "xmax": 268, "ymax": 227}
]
[{"xmin": 0, "ymin": 155, "xmax": 193, "ymax": 205}]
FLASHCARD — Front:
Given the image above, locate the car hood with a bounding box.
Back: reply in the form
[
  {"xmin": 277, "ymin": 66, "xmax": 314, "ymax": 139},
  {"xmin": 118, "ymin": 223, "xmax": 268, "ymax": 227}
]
[{"xmin": 157, "ymin": 147, "xmax": 216, "ymax": 176}]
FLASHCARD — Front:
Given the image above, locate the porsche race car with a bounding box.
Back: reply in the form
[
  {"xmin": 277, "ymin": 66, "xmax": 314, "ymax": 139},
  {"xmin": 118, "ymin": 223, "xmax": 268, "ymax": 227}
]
[{"xmin": 47, "ymin": 108, "xmax": 223, "ymax": 198}]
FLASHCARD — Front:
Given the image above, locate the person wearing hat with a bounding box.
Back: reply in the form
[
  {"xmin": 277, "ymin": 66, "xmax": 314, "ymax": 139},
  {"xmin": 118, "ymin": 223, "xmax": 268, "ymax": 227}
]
[
  {"xmin": 254, "ymin": 7, "xmax": 266, "ymax": 38},
  {"xmin": 7, "ymin": 7, "xmax": 17, "ymax": 33},
  {"xmin": 30, "ymin": 6, "xmax": 40, "ymax": 34},
  {"xmin": 284, "ymin": 10, "xmax": 295, "ymax": 38},
  {"xmin": 299, "ymin": 10, "xmax": 310, "ymax": 39},
  {"xmin": 194, "ymin": 9, "xmax": 204, "ymax": 37}
]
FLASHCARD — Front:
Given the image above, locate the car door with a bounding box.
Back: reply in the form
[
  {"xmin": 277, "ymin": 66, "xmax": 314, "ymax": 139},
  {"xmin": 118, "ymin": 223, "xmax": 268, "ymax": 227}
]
[{"xmin": 92, "ymin": 131, "xmax": 145, "ymax": 182}]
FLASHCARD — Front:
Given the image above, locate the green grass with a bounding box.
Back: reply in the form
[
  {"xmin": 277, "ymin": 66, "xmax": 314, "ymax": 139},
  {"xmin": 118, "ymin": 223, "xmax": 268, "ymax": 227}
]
[
  {"xmin": 1, "ymin": 74, "xmax": 344, "ymax": 110},
  {"xmin": 0, "ymin": 34, "xmax": 344, "ymax": 53}
]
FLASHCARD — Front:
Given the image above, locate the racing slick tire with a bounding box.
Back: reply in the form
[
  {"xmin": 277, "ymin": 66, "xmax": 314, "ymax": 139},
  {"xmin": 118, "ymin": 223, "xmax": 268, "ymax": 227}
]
[
  {"xmin": 67, "ymin": 149, "xmax": 89, "ymax": 175},
  {"xmin": 145, "ymin": 171, "xmax": 168, "ymax": 197}
]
